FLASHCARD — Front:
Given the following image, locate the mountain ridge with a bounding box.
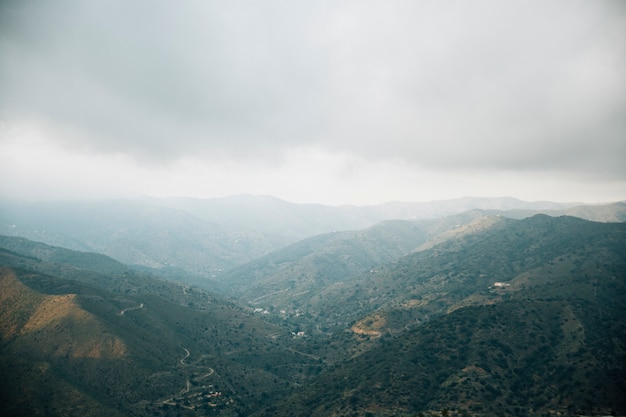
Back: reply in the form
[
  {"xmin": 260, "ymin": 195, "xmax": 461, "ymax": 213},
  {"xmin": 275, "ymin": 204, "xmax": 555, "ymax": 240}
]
[
  {"xmin": 2, "ymin": 196, "xmax": 622, "ymax": 288},
  {"xmin": 1, "ymin": 206, "xmax": 625, "ymax": 416},
  {"xmin": 0, "ymin": 195, "xmax": 626, "ymax": 284}
]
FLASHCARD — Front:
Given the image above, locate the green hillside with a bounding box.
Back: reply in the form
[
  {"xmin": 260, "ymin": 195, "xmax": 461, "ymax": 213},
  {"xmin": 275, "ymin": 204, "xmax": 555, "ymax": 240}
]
[
  {"xmin": 279, "ymin": 215, "xmax": 625, "ymax": 332},
  {"xmin": 219, "ymin": 212, "xmax": 490, "ymax": 314},
  {"xmin": 0, "ymin": 238, "xmax": 322, "ymax": 416},
  {"xmin": 250, "ymin": 216, "xmax": 626, "ymax": 417},
  {"xmin": 254, "ymin": 298, "xmax": 626, "ymax": 417},
  {"xmin": 1, "ymin": 212, "xmax": 625, "ymax": 417},
  {"xmin": 220, "ymin": 219, "xmax": 431, "ymax": 297},
  {"xmin": 3, "ymin": 198, "xmax": 623, "ymax": 286}
]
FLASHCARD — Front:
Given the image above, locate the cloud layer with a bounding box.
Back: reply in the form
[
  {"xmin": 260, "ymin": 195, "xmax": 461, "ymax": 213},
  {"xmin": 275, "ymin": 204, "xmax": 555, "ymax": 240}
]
[{"xmin": 1, "ymin": 0, "xmax": 625, "ymax": 203}]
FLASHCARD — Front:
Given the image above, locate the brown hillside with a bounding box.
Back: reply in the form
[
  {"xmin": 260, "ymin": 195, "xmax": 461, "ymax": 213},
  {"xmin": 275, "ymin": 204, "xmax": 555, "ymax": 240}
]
[{"xmin": 0, "ymin": 268, "xmax": 126, "ymax": 359}]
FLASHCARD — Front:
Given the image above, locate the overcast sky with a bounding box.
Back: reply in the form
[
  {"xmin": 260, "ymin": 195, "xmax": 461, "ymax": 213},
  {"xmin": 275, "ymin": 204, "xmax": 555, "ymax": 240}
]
[{"xmin": 1, "ymin": 0, "xmax": 625, "ymax": 205}]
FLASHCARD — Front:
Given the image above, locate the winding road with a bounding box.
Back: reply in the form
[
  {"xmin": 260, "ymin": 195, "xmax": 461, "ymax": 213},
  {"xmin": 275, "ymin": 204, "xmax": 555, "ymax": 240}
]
[
  {"xmin": 160, "ymin": 348, "xmax": 218, "ymax": 408},
  {"xmin": 118, "ymin": 303, "xmax": 144, "ymax": 315},
  {"xmin": 180, "ymin": 347, "xmax": 190, "ymax": 365}
]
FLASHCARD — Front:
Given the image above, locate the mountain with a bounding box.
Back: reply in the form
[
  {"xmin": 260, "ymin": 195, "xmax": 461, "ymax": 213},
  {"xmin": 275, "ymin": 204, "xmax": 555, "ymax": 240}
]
[
  {"xmin": 543, "ymin": 200, "xmax": 626, "ymax": 222},
  {"xmin": 2, "ymin": 201, "xmax": 626, "ymax": 416},
  {"xmin": 0, "ymin": 236, "xmax": 323, "ymax": 416},
  {"xmin": 372, "ymin": 196, "xmax": 580, "ymax": 219},
  {"xmin": 251, "ymin": 215, "xmax": 626, "ymax": 416},
  {"xmin": 0, "ymin": 199, "xmax": 280, "ymax": 281},
  {"xmin": 1, "ymin": 197, "xmax": 622, "ymax": 287},
  {"xmin": 218, "ymin": 211, "xmax": 490, "ymax": 312},
  {"xmin": 255, "ymin": 298, "xmax": 626, "ymax": 417},
  {"xmin": 220, "ymin": 214, "xmax": 626, "ymax": 334},
  {"xmin": 148, "ymin": 194, "xmax": 381, "ymax": 241},
  {"xmin": 304, "ymin": 215, "xmax": 624, "ymax": 328},
  {"xmin": 482, "ymin": 201, "xmax": 626, "ymax": 223},
  {"xmin": 148, "ymin": 195, "xmax": 588, "ymax": 238}
]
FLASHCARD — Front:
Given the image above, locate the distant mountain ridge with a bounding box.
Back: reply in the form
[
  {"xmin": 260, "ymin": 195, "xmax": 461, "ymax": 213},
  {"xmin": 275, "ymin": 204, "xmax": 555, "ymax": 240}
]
[
  {"xmin": 0, "ymin": 196, "xmax": 623, "ymax": 287},
  {"xmin": 149, "ymin": 194, "xmax": 590, "ymax": 236},
  {"xmin": 0, "ymin": 199, "xmax": 279, "ymax": 281}
]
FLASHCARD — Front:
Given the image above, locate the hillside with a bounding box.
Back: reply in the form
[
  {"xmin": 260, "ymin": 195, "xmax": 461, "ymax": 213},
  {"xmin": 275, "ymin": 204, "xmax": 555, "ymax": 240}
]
[
  {"xmin": 484, "ymin": 201, "xmax": 626, "ymax": 223},
  {"xmin": 222, "ymin": 215, "xmax": 626, "ymax": 336},
  {"xmin": 219, "ymin": 211, "xmax": 489, "ymax": 312},
  {"xmin": 322, "ymin": 215, "xmax": 623, "ymax": 328},
  {"xmin": 0, "ymin": 200, "xmax": 280, "ymax": 281},
  {"xmin": 558, "ymin": 200, "xmax": 626, "ymax": 222},
  {"xmin": 254, "ymin": 298, "xmax": 626, "ymax": 417},
  {"xmin": 1, "ymin": 197, "xmax": 622, "ymax": 288},
  {"xmin": 0, "ymin": 238, "xmax": 323, "ymax": 416},
  {"xmin": 1, "ymin": 212, "xmax": 625, "ymax": 417},
  {"xmin": 251, "ymin": 215, "xmax": 626, "ymax": 416}
]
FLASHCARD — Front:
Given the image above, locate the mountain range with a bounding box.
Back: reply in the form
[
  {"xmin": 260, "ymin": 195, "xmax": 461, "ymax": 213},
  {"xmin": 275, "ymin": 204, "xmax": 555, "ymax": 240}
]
[
  {"xmin": 1, "ymin": 195, "xmax": 625, "ymax": 416},
  {"xmin": 1, "ymin": 196, "xmax": 624, "ymax": 285}
]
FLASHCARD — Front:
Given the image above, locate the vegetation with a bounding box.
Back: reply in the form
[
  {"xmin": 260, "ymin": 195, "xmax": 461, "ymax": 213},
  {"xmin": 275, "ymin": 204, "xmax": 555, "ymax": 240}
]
[
  {"xmin": 1, "ymin": 211, "xmax": 625, "ymax": 416},
  {"xmin": 0, "ymin": 245, "xmax": 320, "ymax": 416},
  {"xmin": 254, "ymin": 299, "xmax": 626, "ymax": 417}
]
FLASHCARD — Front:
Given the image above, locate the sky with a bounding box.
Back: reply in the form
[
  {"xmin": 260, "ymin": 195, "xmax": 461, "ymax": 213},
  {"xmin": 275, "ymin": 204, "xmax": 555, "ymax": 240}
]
[{"xmin": 1, "ymin": 0, "xmax": 625, "ymax": 206}]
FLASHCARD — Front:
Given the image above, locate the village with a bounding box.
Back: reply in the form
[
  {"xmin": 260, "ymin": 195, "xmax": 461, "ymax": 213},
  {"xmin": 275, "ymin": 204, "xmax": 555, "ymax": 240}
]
[
  {"xmin": 160, "ymin": 383, "xmax": 231, "ymax": 413},
  {"xmin": 151, "ymin": 348, "xmax": 235, "ymax": 415}
]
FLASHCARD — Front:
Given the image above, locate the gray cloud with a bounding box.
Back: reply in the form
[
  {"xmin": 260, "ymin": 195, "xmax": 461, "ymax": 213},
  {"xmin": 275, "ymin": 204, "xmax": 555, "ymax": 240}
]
[
  {"xmin": 0, "ymin": 0, "xmax": 330, "ymax": 159},
  {"xmin": 1, "ymin": 0, "xmax": 624, "ymax": 177},
  {"xmin": 320, "ymin": 1, "xmax": 626, "ymax": 175}
]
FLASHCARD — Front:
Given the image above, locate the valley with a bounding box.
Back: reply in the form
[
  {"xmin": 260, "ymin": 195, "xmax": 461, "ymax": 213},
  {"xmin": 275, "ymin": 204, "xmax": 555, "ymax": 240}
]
[
  {"xmin": 3, "ymin": 0, "xmax": 624, "ymax": 415},
  {"xmin": 1, "ymin": 197, "xmax": 625, "ymax": 416}
]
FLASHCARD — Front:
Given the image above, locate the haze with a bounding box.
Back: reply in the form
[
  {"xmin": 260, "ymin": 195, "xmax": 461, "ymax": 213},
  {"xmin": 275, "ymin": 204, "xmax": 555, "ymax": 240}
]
[{"xmin": 1, "ymin": 0, "xmax": 625, "ymax": 205}]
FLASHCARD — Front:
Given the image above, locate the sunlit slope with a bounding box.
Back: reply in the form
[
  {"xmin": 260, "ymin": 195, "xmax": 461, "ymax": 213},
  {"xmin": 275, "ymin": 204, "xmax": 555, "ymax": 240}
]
[
  {"xmin": 0, "ymin": 269, "xmax": 133, "ymax": 416},
  {"xmin": 0, "ymin": 270, "xmax": 126, "ymax": 358}
]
